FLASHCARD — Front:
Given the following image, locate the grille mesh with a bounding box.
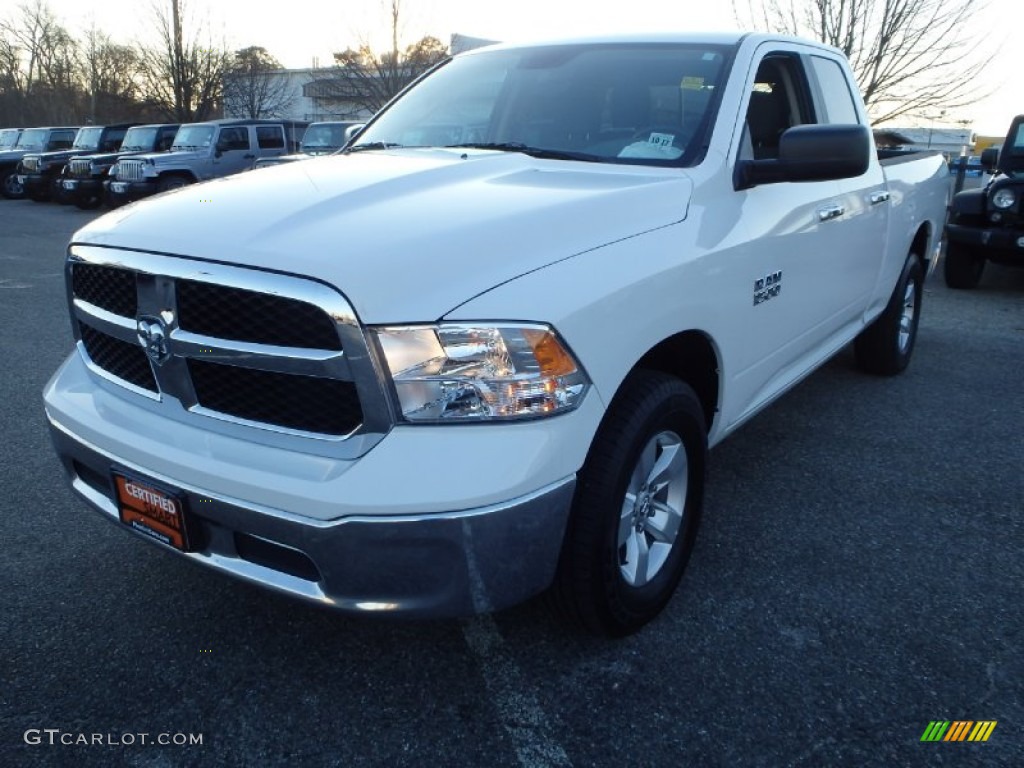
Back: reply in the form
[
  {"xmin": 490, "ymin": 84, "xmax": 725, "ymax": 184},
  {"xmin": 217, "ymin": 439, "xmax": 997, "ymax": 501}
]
[
  {"xmin": 176, "ymin": 280, "xmax": 342, "ymax": 350},
  {"xmin": 72, "ymin": 263, "xmax": 137, "ymax": 317},
  {"xmin": 80, "ymin": 324, "xmax": 157, "ymax": 392},
  {"xmin": 188, "ymin": 360, "xmax": 361, "ymax": 435}
]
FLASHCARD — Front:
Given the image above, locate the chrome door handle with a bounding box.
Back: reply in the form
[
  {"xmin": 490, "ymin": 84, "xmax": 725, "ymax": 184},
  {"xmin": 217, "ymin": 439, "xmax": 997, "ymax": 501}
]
[
  {"xmin": 817, "ymin": 204, "xmax": 845, "ymax": 222},
  {"xmin": 870, "ymin": 191, "xmax": 890, "ymax": 205}
]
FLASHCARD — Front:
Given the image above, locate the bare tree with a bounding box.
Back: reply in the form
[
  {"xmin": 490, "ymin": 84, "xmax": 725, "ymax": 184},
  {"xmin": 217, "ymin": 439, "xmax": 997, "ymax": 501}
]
[
  {"xmin": 222, "ymin": 46, "xmax": 294, "ymax": 118},
  {"xmin": 136, "ymin": 0, "xmax": 231, "ymax": 122},
  {"xmin": 0, "ymin": 0, "xmax": 81, "ymax": 123},
  {"xmin": 316, "ymin": 1, "xmax": 447, "ymax": 117},
  {"xmin": 81, "ymin": 26, "xmax": 140, "ymax": 123},
  {"xmin": 733, "ymin": 0, "xmax": 994, "ymax": 125}
]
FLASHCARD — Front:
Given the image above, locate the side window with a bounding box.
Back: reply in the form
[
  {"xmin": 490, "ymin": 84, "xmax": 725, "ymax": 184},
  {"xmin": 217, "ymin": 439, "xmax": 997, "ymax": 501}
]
[
  {"xmin": 809, "ymin": 56, "xmax": 860, "ymax": 124},
  {"xmin": 48, "ymin": 131, "xmax": 75, "ymax": 150},
  {"xmin": 102, "ymin": 128, "xmax": 127, "ymax": 152},
  {"xmin": 256, "ymin": 126, "xmax": 284, "ymax": 149},
  {"xmin": 742, "ymin": 54, "xmax": 816, "ymax": 160},
  {"xmin": 217, "ymin": 127, "xmax": 250, "ymax": 151},
  {"xmin": 157, "ymin": 128, "xmax": 176, "ymax": 151}
]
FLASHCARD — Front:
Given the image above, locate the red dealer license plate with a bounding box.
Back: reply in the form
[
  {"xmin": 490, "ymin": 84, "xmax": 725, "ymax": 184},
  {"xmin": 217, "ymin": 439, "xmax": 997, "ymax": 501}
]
[{"xmin": 113, "ymin": 472, "xmax": 192, "ymax": 551}]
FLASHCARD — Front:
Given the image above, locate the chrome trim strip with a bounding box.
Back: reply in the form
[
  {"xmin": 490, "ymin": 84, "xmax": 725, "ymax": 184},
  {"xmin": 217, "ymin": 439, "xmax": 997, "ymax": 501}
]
[{"xmin": 172, "ymin": 331, "xmax": 352, "ymax": 378}]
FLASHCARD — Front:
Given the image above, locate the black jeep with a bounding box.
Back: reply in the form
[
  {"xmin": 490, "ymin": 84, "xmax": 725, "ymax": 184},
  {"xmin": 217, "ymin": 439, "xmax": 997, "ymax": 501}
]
[
  {"xmin": 944, "ymin": 115, "xmax": 1024, "ymax": 288},
  {"xmin": 20, "ymin": 124, "xmax": 133, "ymax": 203},
  {"xmin": 62, "ymin": 124, "xmax": 179, "ymax": 209}
]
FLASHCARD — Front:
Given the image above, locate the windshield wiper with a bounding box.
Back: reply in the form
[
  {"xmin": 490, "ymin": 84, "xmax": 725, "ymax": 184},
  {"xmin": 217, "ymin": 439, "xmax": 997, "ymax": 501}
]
[
  {"xmin": 346, "ymin": 142, "xmax": 403, "ymax": 153},
  {"xmin": 447, "ymin": 142, "xmax": 601, "ymax": 162}
]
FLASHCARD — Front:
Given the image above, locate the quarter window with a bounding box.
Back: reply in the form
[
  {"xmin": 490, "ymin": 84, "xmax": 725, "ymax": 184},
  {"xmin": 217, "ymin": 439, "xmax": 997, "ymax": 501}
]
[
  {"xmin": 218, "ymin": 127, "xmax": 250, "ymax": 151},
  {"xmin": 809, "ymin": 56, "xmax": 860, "ymax": 125},
  {"xmin": 256, "ymin": 126, "xmax": 284, "ymax": 149}
]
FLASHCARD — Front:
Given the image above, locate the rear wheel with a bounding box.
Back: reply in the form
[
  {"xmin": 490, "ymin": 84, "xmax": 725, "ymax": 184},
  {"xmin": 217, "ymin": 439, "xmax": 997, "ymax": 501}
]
[
  {"xmin": 855, "ymin": 251, "xmax": 923, "ymax": 375},
  {"xmin": 943, "ymin": 242, "xmax": 985, "ymax": 289},
  {"xmin": 552, "ymin": 370, "xmax": 707, "ymax": 636}
]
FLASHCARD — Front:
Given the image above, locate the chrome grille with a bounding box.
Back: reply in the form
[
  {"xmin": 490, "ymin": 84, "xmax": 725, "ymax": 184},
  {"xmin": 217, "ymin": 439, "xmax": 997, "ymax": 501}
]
[
  {"xmin": 67, "ymin": 247, "xmax": 392, "ymax": 457},
  {"xmin": 69, "ymin": 158, "xmax": 92, "ymax": 177},
  {"xmin": 117, "ymin": 159, "xmax": 145, "ymax": 181},
  {"xmin": 22, "ymin": 156, "xmax": 39, "ymax": 172}
]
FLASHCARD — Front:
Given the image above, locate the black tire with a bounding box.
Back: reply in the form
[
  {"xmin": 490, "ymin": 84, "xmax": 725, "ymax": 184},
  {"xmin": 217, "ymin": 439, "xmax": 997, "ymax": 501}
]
[
  {"xmin": 102, "ymin": 186, "xmax": 124, "ymax": 209},
  {"xmin": 29, "ymin": 180, "xmax": 51, "ymax": 202},
  {"xmin": 552, "ymin": 370, "xmax": 707, "ymax": 636},
  {"xmin": 75, "ymin": 194, "xmax": 102, "ymax": 210},
  {"xmin": 156, "ymin": 175, "xmax": 189, "ymax": 193},
  {"xmin": 53, "ymin": 176, "xmax": 72, "ymax": 204},
  {"xmin": 854, "ymin": 251, "xmax": 923, "ymax": 376},
  {"xmin": 1, "ymin": 171, "xmax": 24, "ymax": 199},
  {"xmin": 943, "ymin": 242, "xmax": 985, "ymax": 289}
]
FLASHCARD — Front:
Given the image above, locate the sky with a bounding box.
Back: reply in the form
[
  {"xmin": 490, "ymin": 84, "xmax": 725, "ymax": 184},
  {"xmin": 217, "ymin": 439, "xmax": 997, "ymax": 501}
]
[{"xmin": 22, "ymin": 0, "xmax": 1024, "ymax": 136}]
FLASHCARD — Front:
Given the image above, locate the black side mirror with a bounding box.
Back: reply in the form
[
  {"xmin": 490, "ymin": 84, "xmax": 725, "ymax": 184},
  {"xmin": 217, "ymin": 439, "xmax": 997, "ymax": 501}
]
[
  {"xmin": 736, "ymin": 124, "xmax": 870, "ymax": 190},
  {"xmin": 980, "ymin": 147, "xmax": 998, "ymax": 172}
]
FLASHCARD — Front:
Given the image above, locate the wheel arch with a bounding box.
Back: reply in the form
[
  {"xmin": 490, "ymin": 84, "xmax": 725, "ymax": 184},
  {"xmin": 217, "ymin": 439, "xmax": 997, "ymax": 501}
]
[
  {"xmin": 156, "ymin": 170, "xmax": 197, "ymax": 184},
  {"xmin": 630, "ymin": 330, "xmax": 720, "ymax": 435},
  {"xmin": 910, "ymin": 221, "xmax": 932, "ymax": 268}
]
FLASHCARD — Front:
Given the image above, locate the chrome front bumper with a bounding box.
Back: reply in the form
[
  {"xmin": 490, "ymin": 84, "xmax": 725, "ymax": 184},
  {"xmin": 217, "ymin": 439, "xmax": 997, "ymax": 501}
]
[{"xmin": 48, "ymin": 419, "xmax": 575, "ymax": 618}]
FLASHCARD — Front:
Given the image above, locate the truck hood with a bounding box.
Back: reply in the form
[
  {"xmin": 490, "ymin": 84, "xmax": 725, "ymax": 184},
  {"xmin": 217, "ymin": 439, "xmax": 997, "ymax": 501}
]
[
  {"xmin": 73, "ymin": 148, "xmax": 692, "ymax": 322},
  {"xmin": 36, "ymin": 148, "xmax": 95, "ymax": 164},
  {"xmin": 126, "ymin": 149, "xmax": 203, "ymax": 166}
]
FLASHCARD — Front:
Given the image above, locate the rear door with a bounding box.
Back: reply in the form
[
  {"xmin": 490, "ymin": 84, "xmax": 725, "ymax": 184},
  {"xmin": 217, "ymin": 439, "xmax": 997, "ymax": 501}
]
[
  {"xmin": 211, "ymin": 126, "xmax": 254, "ymax": 176},
  {"xmin": 805, "ymin": 54, "xmax": 889, "ymax": 321}
]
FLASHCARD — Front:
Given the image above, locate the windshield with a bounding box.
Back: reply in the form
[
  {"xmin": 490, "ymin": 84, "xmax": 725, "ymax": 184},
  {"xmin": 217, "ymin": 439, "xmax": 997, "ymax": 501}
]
[
  {"xmin": 351, "ymin": 43, "xmax": 731, "ymax": 166},
  {"xmin": 120, "ymin": 127, "xmax": 158, "ymax": 152},
  {"xmin": 172, "ymin": 125, "xmax": 214, "ymax": 150},
  {"xmin": 17, "ymin": 128, "xmax": 47, "ymax": 152},
  {"xmin": 73, "ymin": 127, "xmax": 104, "ymax": 150},
  {"xmin": 301, "ymin": 123, "xmax": 351, "ymax": 153},
  {"xmin": 0, "ymin": 129, "xmax": 20, "ymax": 150},
  {"xmin": 1002, "ymin": 120, "xmax": 1024, "ymax": 177}
]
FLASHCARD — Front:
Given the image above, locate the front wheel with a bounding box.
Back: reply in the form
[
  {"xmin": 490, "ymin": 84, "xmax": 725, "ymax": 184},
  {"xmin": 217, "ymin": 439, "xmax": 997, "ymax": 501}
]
[
  {"xmin": 1, "ymin": 172, "xmax": 24, "ymax": 199},
  {"xmin": 75, "ymin": 194, "xmax": 102, "ymax": 210},
  {"xmin": 854, "ymin": 251, "xmax": 923, "ymax": 376},
  {"xmin": 552, "ymin": 370, "xmax": 707, "ymax": 636},
  {"xmin": 156, "ymin": 175, "xmax": 189, "ymax": 193},
  {"xmin": 943, "ymin": 242, "xmax": 985, "ymax": 289}
]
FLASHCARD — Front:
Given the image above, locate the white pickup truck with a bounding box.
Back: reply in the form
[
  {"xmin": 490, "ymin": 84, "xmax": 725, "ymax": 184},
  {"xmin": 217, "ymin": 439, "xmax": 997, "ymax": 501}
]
[{"xmin": 44, "ymin": 33, "xmax": 949, "ymax": 635}]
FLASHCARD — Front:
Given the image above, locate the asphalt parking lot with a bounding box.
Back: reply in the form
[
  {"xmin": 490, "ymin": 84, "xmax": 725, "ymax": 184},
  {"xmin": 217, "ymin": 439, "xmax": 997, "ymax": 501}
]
[{"xmin": 1, "ymin": 199, "xmax": 1021, "ymax": 767}]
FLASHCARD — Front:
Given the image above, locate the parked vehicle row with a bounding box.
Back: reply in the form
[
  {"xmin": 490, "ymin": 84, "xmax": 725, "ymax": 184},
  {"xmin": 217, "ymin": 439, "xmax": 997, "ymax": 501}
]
[
  {"xmin": 1, "ymin": 126, "xmax": 79, "ymax": 199},
  {"xmin": 1, "ymin": 119, "xmax": 350, "ymax": 209}
]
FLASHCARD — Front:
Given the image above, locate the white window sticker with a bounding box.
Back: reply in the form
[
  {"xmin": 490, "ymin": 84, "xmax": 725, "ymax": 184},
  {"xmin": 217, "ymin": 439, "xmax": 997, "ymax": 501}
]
[{"xmin": 647, "ymin": 132, "xmax": 675, "ymax": 148}]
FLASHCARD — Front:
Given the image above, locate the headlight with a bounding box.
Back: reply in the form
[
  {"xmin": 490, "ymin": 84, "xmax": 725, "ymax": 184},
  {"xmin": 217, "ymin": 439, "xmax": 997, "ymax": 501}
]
[
  {"xmin": 991, "ymin": 188, "xmax": 1016, "ymax": 209},
  {"xmin": 373, "ymin": 323, "xmax": 590, "ymax": 422},
  {"xmin": 107, "ymin": 164, "xmax": 118, "ymax": 176}
]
